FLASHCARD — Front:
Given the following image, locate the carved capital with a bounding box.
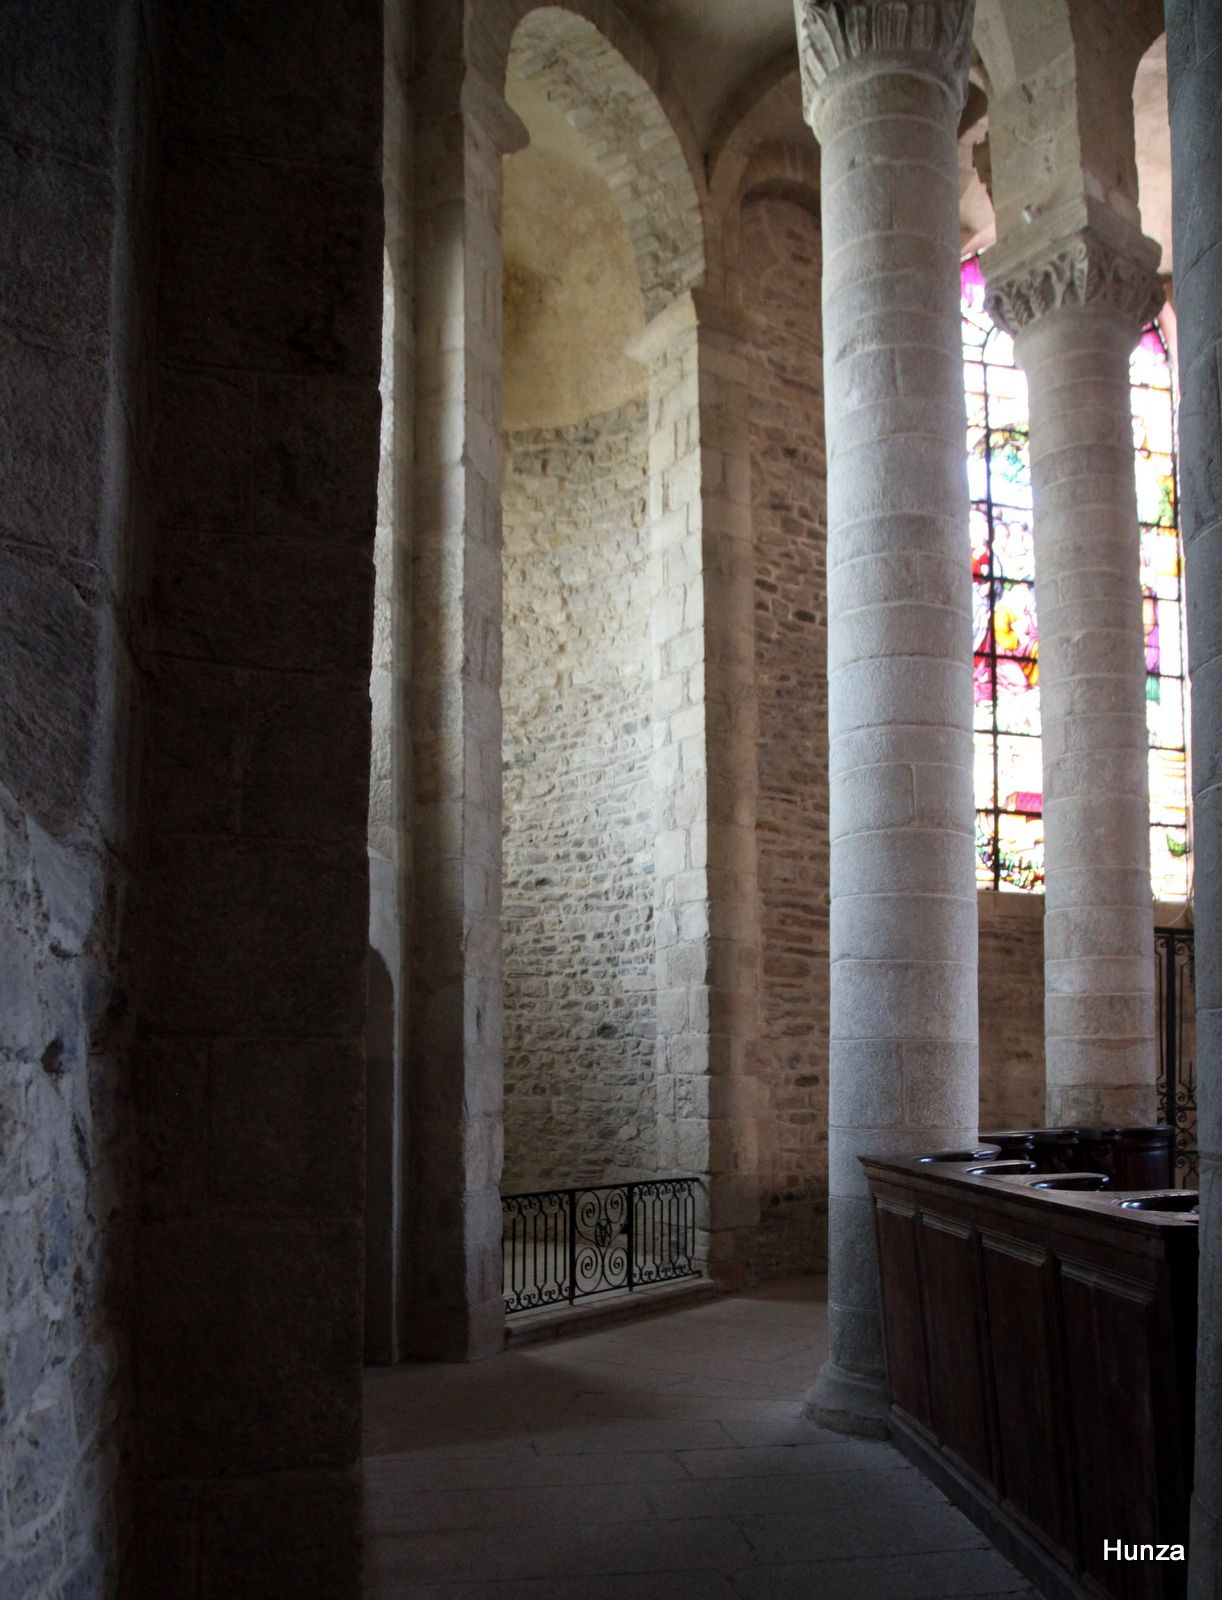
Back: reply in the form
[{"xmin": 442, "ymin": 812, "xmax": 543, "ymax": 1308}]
[
  {"xmin": 794, "ymin": 0, "xmax": 975, "ymax": 130},
  {"xmin": 985, "ymin": 230, "xmax": 1164, "ymax": 340}
]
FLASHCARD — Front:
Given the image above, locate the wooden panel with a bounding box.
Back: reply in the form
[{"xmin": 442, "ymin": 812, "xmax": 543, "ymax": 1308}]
[
  {"xmin": 874, "ymin": 1198, "xmax": 932, "ymax": 1431},
  {"xmin": 981, "ymin": 1233, "xmax": 1076, "ymax": 1564},
  {"xmin": 919, "ymin": 1213, "xmax": 993, "ymax": 1484},
  {"xmin": 864, "ymin": 1157, "xmax": 1196, "ymax": 1600},
  {"xmin": 1059, "ymin": 1262, "xmax": 1182, "ymax": 1600}
]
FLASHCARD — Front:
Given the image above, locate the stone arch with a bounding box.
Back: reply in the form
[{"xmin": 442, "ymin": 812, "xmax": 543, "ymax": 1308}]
[
  {"xmin": 975, "ymin": 0, "xmax": 1163, "ymax": 98},
  {"xmin": 487, "ymin": 1, "xmax": 707, "ymax": 320},
  {"xmin": 494, "ymin": 1, "xmax": 674, "ymax": 1200},
  {"xmin": 1133, "ymin": 32, "xmax": 1172, "ymax": 277},
  {"xmin": 708, "ymin": 50, "xmax": 807, "ymax": 189},
  {"xmin": 707, "ymin": 55, "xmax": 819, "ymax": 304},
  {"xmin": 974, "ymin": 0, "xmax": 1164, "ymax": 248},
  {"xmin": 740, "ymin": 154, "xmax": 821, "ymax": 220},
  {"xmin": 970, "ymin": 0, "xmax": 1073, "ymax": 101}
]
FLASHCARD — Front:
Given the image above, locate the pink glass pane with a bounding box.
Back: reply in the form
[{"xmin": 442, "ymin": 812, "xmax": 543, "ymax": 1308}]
[{"xmin": 1130, "ymin": 325, "xmax": 1172, "ymax": 388}]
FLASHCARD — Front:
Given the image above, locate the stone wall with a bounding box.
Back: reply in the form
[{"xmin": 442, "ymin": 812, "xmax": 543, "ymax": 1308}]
[
  {"xmin": 735, "ymin": 190, "xmax": 1086, "ymax": 1255},
  {"xmin": 501, "ymin": 400, "xmax": 656, "ymax": 1191},
  {"xmin": 978, "ymin": 892, "xmax": 1047, "ymax": 1132},
  {"xmin": 131, "ymin": 1, "xmax": 384, "ymax": 1592},
  {"xmin": 743, "ymin": 194, "xmax": 831, "ymax": 1277},
  {"xmin": 505, "ymin": 8, "xmax": 704, "ymax": 321},
  {"xmin": 365, "ymin": 0, "xmax": 413, "ymax": 1369},
  {"xmin": 976, "ymin": 898, "xmax": 1192, "ymax": 1137},
  {"xmin": 1, "ymin": 1, "xmax": 157, "ymax": 1591},
  {"xmin": 632, "ymin": 288, "xmax": 764, "ymax": 1280}
]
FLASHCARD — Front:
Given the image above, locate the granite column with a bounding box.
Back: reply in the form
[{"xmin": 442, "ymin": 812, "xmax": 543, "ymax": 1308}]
[
  {"xmin": 986, "ymin": 232, "xmax": 1163, "ymax": 1127},
  {"xmin": 794, "ymin": 0, "xmax": 979, "ymax": 1431}
]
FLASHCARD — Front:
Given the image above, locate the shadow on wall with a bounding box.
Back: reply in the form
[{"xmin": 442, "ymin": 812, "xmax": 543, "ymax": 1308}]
[{"xmin": 365, "ymin": 945, "xmax": 395, "ymax": 1365}]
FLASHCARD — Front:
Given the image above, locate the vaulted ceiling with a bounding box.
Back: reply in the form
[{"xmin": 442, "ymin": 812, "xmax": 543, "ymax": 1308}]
[
  {"xmin": 611, "ymin": 0, "xmax": 1173, "ymax": 269},
  {"xmin": 617, "ymin": 0, "xmax": 797, "ymax": 144}
]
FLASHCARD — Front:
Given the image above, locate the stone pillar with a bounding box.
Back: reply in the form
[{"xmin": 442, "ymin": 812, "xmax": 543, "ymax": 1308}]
[
  {"xmin": 1166, "ymin": 3, "xmax": 1222, "ymax": 1590},
  {"xmin": 794, "ymin": 0, "xmax": 979, "ymax": 1432},
  {"xmin": 985, "ymin": 230, "xmax": 1162, "ymax": 1128},
  {"xmin": 628, "ymin": 288, "xmax": 762, "ymax": 1284},
  {"xmin": 134, "ymin": 1, "xmax": 385, "ymax": 1587},
  {"xmin": 406, "ymin": 55, "xmax": 526, "ymax": 1360}
]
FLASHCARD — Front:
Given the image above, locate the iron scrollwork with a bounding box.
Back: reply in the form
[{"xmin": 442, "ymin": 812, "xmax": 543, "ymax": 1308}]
[
  {"xmin": 1154, "ymin": 927, "xmax": 1198, "ymax": 1184},
  {"xmin": 503, "ymin": 1177, "xmax": 700, "ymax": 1315},
  {"xmin": 632, "ymin": 1179, "xmax": 697, "ymax": 1286}
]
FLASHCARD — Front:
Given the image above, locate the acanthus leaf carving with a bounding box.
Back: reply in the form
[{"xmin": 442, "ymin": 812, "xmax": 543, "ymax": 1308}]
[
  {"xmin": 794, "ymin": 0, "xmax": 975, "ymax": 129},
  {"xmin": 985, "ymin": 231, "xmax": 1165, "ymax": 339}
]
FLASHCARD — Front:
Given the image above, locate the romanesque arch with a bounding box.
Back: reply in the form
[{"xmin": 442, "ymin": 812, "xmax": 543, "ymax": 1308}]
[
  {"xmin": 497, "ymin": 8, "xmax": 665, "ymax": 1197},
  {"xmin": 484, "ymin": 0, "xmax": 708, "ymax": 313},
  {"xmin": 502, "ymin": 7, "xmax": 706, "ymax": 319}
]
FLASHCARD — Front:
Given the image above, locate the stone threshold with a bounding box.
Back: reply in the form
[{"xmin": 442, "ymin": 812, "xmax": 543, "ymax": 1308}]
[{"xmin": 504, "ymin": 1276, "xmax": 722, "ymax": 1347}]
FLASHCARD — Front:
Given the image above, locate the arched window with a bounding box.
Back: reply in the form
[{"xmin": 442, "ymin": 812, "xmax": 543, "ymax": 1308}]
[
  {"xmin": 962, "ymin": 257, "xmax": 1041, "ymax": 890},
  {"xmin": 960, "ymin": 257, "xmax": 1189, "ymax": 897},
  {"xmin": 1132, "ymin": 325, "xmax": 1190, "ymax": 896}
]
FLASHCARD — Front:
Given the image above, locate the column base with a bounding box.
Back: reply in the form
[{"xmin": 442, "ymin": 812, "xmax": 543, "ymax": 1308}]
[
  {"xmin": 403, "ymin": 1296, "xmax": 505, "ymax": 1362},
  {"xmin": 804, "ymin": 1360, "xmax": 890, "ymax": 1438}
]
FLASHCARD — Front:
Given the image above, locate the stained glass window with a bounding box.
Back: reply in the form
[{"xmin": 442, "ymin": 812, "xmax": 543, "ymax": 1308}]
[
  {"xmin": 1133, "ymin": 325, "xmax": 1190, "ymax": 897},
  {"xmin": 962, "ymin": 256, "xmax": 1043, "ymax": 890},
  {"xmin": 961, "ymin": 257, "xmax": 1189, "ymax": 898}
]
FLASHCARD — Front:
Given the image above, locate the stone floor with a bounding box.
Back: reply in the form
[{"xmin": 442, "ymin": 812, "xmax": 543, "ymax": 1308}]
[{"xmin": 362, "ymin": 1278, "xmax": 1042, "ymax": 1599}]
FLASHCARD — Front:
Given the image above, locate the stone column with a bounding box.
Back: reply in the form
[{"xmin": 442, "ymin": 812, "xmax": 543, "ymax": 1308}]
[
  {"xmin": 628, "ymin": 288, "xmax": 762, "ymax": 1284},
  {"xmin": 985, "ymin": 230, "xmax": 1162, "ymax": 1127},
  {"xmin": 134, "ymin": 1, "xmax": 385, "ymax": 1585},
  {"xmin": 794, "ymin": 0, "xmax": 979, "ymax": 1432},
  {"xmin": 1166, "ymin": 3, "xmax": 1222, "ymax": 1591},
  {"xmin": 407, "ymin": 56, "xmax": 526, "ymax": 1360}
]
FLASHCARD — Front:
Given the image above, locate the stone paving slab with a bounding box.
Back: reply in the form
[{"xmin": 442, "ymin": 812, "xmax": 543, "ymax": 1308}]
[
  {"xmin": 528, "ymin": 1417, "xmax": 738, "ymax": 1454},
  {"xmin": 367, "ymin": 1577, "xmax": 741, "ymax": 1600},
  {"xmin": 674, "ymin": 1439, "xmax": 907, "ymax": 1477},
  {"xmin": 366, "ymin": 1565, "xmax": 1038, "ymax": 1600},
  {"xmin": 368, "ymin": 1516, "xmax": 759, "ymax": 1584},
  {"xmin": 364, "ymin": 1450, "xmax": 691, "ymax": 1491},
  {"xmin": 720, "ymin": 1552, "xmax": 1040, "ymax": 1600},
  {"xmin": 733, "ymin": 1502, "xmax": 993, "ymax": 1563},
  {"xmin": 363, "ymin": 1279, "xmax": 1041, "ymax": 1600},
  {"xmin": 366, "ymin": 1481, "xmax": 660, "ymax": 1535},
  {"xmin": 641, "ymin": 1466, "xmax": 949, "ymax": 1521}
]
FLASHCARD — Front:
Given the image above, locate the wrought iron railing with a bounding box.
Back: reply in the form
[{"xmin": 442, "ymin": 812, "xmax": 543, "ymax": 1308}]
[
  {"xmin": 502, "ymin": 1177, "xmax": 700, "ymax": 1314},
  {"xmin": 1155, "ymin": 925, "xmax": 1198, "ymax": 1184}
]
